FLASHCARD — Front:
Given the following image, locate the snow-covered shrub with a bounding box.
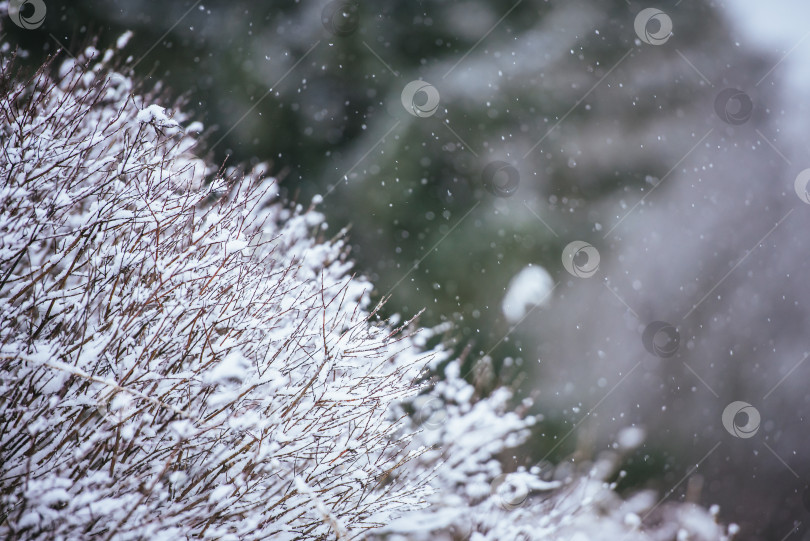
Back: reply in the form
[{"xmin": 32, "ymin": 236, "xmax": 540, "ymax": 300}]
[
  {"xmin": 0, "ymin": 38, "xmax": 736, "ymax": 540},
  {"xmin": 0, "ymin": 43, "xmax": 433, "ymax": 539}
]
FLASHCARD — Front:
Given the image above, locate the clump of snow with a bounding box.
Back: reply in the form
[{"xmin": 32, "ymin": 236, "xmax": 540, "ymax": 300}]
[
  {"xmin": 618, "ymin": 426, "xmax": 646, "ymax": 450},
  {"xmin": 135, "ymin": 103, "xmax": 180, "ymax": 131},
  {"xmin": 116, "ymin": 30, "xmax": 133, "ymax": 49},
  {"xmin": 502, "ymin": 264, "xmax": 554, "ymax": 323}
]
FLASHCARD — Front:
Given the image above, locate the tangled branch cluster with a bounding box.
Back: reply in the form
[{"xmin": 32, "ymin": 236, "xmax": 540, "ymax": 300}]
[{"xmin": 0, "ymin": 43, "xmax": 432, "ymax": 539}]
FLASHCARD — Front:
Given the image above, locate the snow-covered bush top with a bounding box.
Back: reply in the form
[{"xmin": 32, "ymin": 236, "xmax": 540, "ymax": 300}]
[
  {"xmin": 0, "ymin": 36, "xmax": 737, "ymax": 541},
  {"xmin": 0, "ymin": 43, "xmax": 435, "ymax": 539}
]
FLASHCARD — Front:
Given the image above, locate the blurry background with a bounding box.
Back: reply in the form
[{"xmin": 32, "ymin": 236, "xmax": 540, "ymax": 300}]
[{"xmin": 4, "ymin": 1, "xmax": 810, "ymax": 538}]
